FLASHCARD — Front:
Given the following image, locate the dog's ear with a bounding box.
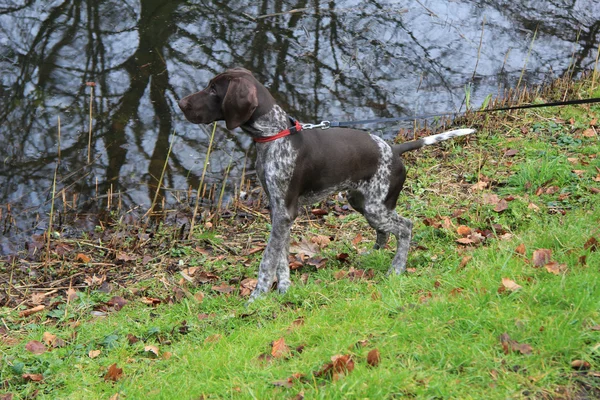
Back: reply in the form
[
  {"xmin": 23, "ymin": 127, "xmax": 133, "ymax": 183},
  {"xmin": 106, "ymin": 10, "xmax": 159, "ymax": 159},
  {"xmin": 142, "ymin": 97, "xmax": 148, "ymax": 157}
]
[{"xmin": 222, "ymin": 77, "xmax": 258, "ymax": 130}]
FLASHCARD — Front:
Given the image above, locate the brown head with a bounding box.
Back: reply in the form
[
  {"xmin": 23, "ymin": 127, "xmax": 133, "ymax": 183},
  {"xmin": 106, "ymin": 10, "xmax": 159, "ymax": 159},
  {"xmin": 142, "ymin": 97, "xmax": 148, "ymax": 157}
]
[{"xmin": 178, "ymin": 68, "xmax": 275, "ymax": 130}]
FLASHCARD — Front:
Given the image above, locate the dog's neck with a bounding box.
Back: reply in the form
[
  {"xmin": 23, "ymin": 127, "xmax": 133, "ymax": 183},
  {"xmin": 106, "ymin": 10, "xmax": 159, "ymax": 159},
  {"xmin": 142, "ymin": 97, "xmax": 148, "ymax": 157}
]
[{"xmin": 241, "ymin": 105, "xmax": 290, "ymax": 138}]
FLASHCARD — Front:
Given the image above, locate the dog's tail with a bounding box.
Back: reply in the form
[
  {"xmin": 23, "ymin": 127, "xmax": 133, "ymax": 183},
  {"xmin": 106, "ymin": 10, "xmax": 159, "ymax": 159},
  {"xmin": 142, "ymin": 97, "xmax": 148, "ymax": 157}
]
[{"xmin": 393, "ymin": 128, "xmax": 476, "ymax": 155}]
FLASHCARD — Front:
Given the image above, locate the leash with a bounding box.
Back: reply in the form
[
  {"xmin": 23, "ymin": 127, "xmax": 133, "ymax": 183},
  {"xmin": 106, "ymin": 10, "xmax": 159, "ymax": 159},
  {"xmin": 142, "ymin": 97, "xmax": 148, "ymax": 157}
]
[
  {"xmin": 309, "ymin": 96, "xmax": 600, "ymax": 130},
  {"xmin": 252, "ymin": 96, "xmax": 600, "ymax": 142}
]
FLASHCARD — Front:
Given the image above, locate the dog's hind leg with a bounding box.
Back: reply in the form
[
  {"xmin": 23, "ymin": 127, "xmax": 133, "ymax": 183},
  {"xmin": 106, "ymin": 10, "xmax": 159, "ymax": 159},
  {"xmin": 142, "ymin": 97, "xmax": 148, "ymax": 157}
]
[{"xmin": 361, "ymin": 203, "xmax": 412, "ymax": 274}]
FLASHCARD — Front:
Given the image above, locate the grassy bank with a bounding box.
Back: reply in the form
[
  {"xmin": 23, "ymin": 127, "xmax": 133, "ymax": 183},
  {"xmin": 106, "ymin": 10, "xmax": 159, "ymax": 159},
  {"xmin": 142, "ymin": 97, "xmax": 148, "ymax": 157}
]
[{"xmin": 1, "ymin": 75, "xmax": 600, "ymax": 399}]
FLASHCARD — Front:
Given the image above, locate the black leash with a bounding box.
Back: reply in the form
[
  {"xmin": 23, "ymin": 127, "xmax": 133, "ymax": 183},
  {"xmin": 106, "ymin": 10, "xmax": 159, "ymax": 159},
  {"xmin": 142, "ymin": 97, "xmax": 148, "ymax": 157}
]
[{"xmin": 325, "ymin": 96, "xmax": 600, "ymax": 128}]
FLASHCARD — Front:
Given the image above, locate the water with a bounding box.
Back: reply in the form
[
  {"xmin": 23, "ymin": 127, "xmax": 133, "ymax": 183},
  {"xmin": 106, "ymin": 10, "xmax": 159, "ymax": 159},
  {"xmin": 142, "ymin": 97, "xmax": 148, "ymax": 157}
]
[{"xmin": 1, "ymin": 0, "xmax": 599, "ymax": 254}]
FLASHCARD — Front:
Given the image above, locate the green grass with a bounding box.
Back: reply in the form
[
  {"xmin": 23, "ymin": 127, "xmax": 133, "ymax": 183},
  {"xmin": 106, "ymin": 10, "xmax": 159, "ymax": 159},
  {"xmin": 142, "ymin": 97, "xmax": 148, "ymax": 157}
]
[{"xmin": 2, "ymin": 77, "xmax": 600, "ymax": 399}]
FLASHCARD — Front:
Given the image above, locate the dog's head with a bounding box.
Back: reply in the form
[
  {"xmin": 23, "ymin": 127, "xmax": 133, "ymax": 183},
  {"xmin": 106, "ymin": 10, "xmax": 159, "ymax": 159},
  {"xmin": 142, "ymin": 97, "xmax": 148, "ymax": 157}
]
[{"xmin": 178, "ymin": 68, "xmax": 273, "ymax": 130}]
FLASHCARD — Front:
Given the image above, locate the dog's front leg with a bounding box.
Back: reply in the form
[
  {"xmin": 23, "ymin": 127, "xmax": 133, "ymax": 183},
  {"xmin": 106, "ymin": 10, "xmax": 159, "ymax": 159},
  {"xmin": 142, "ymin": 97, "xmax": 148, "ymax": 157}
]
[{"xmin": 249, "ymin": 207, "xmax": 293, "ymax": 300}]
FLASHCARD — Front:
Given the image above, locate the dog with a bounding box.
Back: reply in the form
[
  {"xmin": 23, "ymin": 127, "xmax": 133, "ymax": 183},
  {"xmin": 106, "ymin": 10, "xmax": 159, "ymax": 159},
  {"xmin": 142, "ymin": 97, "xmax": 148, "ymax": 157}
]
[{"xmin": 178, "ymin": 67, "xmax": 475, "ymax": 300}]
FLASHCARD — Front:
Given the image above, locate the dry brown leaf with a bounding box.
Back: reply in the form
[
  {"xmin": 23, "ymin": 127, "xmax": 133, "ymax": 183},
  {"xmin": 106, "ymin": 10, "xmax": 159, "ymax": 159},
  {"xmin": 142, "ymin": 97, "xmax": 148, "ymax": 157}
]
[
  {"xmin": 104, "ymin": 363, "xmax": 123, "ymax": 382},
  {"xmin": 271, "ymin": 337, "xmax": 291, "ymax": 358},
  {"xmin": 107, "ymin": 296, "xmax": 128, "ymax": 311},
  {"xmin": 311, "ymin": 235, "xmax": 331, "ymax": 248},
  {"xmin": 501, "ymin": 278, "xmax": 522, "ymax": 292},
  {"xmin": 459, "ymin": 256, "xmax": 472, "ymax": 269},
  {"xmin": 351, "ymin": 233, "xmax": 363, "ymax": 247},
  {"xmin": 287, "ymin": 317, "xmax": 305, "ymax": 332},
  {"xmin": 494, "ymin": 199, "xmax": 508, "ymax": 212},
  {"xmin": 88, "ymin": 349, "xmax": 101, "ymax": 358},
  {"xmin": 289, "ymin": 240, "xmax": 320, "ymax": 258},
  {"xmin": 515, "ymin": 243, "xmax": 526, "ymax": 255},
  {"xmin": 25, "ymin": 340, "xmax": 46, "ymax": 354},
  {"xmin": 42, "ymin": 332, "xmax": 57, "ymax": 346},
  {"xmin": 144, "ymin": 345, "xmax": 159, "ymax": 357},
  {"xmin": 456, "ymin": 237, "xmax": 475, "ymax": 245},
  {"xmin": 582, "ymin": 128, "xmax": 597, "ymax": 138},
  {"xmin": 76, "ymin": 253, "xmax": 92, "ymax": 263},
  {"xmin": 456, "ymin": 225, "xmax": 472, "ymax": 237},
  {"xmin": 194, "ymin": 291, "xmax": 205, "ymax": 303},
  {"xmin": 22, "ymin": 373, "xmax": 43, "ymax": 382},
  {"xmin": 584, "ymin": 237, "xmax": 598, "ymax": 252},
  {"xmin": 19, "ymin": 305, "xmax": 45, "ymax": 318},
  {"xmin": 571, "ymin": 360, "xmax": 591, "ymax": 370},
  {"xmin": 240, "ymin": 278, "xmax": 258, "ymax": 297},
  {"xmin": 471, "ymin": 181, "xmax": 488, "ymax": 191},
  {"xmin": 499, "ymin": 333, "xmax": 532, "ymax": 355},
  {"xmin": 367, "ymin": 349, "xmax": 381, "ymax": 367},
  {"xmin": 532, "ymin": 249, "xmax": 552, "ymax": 267},
  {"xmin": 211, "ymin": 283, "xmax": 235, "ymax": 294},
  {"xmin": 544, "ymin": 262, "xmax": 567, "ymax": 275}
]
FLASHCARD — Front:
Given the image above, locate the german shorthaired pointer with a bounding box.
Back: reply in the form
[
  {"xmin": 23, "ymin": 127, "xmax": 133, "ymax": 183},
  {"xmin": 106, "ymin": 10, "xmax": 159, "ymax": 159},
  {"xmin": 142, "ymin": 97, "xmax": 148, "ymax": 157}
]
[{"xmin": 178, "ymin": 68, "xmax": 475, "ymax": 300}]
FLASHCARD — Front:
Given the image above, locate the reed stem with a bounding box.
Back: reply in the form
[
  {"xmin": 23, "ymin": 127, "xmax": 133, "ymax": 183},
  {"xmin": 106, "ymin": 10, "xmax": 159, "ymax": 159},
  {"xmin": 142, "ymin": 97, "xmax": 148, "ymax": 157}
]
[{"xmin": 189, "ymin": 122, "xmax": 217, "ymax": 239}]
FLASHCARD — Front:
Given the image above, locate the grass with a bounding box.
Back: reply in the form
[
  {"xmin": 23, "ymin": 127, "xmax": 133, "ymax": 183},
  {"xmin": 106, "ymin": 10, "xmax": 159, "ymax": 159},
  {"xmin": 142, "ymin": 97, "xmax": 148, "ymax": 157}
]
[{"xmin": 1, "ymin": 76, "xmax": 600, "ymax": 399}]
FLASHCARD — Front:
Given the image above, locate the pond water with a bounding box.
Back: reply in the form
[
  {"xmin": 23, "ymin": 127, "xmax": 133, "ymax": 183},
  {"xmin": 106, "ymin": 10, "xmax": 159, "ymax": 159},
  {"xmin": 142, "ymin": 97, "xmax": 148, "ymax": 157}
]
[{"xmin": 1, "ymin": 0, "xmax": 599, "ymax": 254}]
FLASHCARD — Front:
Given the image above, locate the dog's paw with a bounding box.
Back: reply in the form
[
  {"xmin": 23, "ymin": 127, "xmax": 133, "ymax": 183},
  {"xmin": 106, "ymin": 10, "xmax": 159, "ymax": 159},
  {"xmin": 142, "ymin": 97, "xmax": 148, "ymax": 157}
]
[{"xmin": 277, "ymin": 280, "xmax": 291, "ymax": 294}]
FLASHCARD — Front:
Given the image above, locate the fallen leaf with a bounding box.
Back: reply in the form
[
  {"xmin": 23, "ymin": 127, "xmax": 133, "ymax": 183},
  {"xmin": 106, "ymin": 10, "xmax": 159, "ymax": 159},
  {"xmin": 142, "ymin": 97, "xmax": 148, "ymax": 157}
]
[
  {"xmin": 482, "ymin": 193, "xmax": 500, "ymax": 205},
  {"xmin": 571, "ymin": 360, "xmax": 591, "ymax": 370},
  {"xmin": 42, "ymin": 332, "xmax": 63, "ymax": 347},
  {"xmin": 582, "ymin": 128, "xmax": 597, "ymax": 138},
  {"xmin": 584, "ymin": 237, "xmax": 598, "ymax": 252},
  {"xmin": 515, "ymin": 243, "xmax": 526, "ymax": 255},
  {"xmin": 311, "ymin": 235, "xmax": 331, "ymax": 248},
  {"xmin": 271, "ymin": 337, "xmax": 291, "ymax": 358},
  {"xmin": 76, "ymin": 253, "xmax": 92, "ymax": 263},
  {"xmin": 104, "ymin": 363, "xmax": 123, "ymax": 382},
  {"xmin": 240, "ymin": 278, "xmax": 258, "ymax": 297},
  {"xmin": 194, "ymin": 291, "xmax": 205, "ymax": 302},
  {"xmin": 494, "ymin": 199, "xmax": 508, "ymax": 213},
  {"xmin": 336, "ymin": 253, "xmax": 350, "ymax": 262},
  {"xmin": 144, "ymin": 345, "xmax": 160, "ymax": 357},
  {"xmin": 107, "ymin": 296, "xmax": 128, "ymax": 311},
  {"xmin": 504, "ymin": 149, "xmax": 518, "ymax": 157},
  {"xmin": 116, "ymin": 252, "xmax": 136, "ymax": 262},
  {"xmin": 25, "ymin": 340, "xmax": 46, "ymax": 354},
  {"xmin": 471, "ymin": 181, "xmax": 488, "ymax": 191},
  {"xmin": 544, "ymin": 262, "xmax": 567, "ymax": 275},
  {"xmin": 532, "ymin": 249, "xmax": 552, "ymax": 267},
  {"xmin": 287, "ymin": 317, "xmax": 305, "ymax": 333},
  {"xmin": 305, "ymin": 257, "xmax": 327, "ymax": 269},
  {"xmin": 195, "ymin": 271, "xmax": 219, "ymax": 284},
  {"xmin": 211, "ymin": 283, "xmax": 235, "ymax": 294},
  {"xmin": 459, "ymin": 256, "xmax": 472, "ymax": 269},
  {"xmin": 19, "ymin": 305, "xmax": 45, "ymax": 317},
  {"xmin": 572, "ymin": 169, "xmax": 586, "ymax": 177},
  {"xmin": 351, "ymin": 233, "xmax": 363, "ymax": 247},
  {"xmin": 89, "ymin": 349, "xmax": 101, "ymax": 358},
  {"xmin": 501, "ymin": 278, "xmax": 522, "ymax": 292},
  {"xmin": 127, "ymin": 334, "xmax": 140, "ymax": 345},
  {"xmin": 456, "ymin": 225, "xmax": 472, "ymax": 237},
  {"xmin": 456, "ymin": 237, "xmax": 475, "ymax": 245},
  {"xmin": 22, "ymin": 373, "xmax": 43, "ymax": 382},
  {"xmin": 66, "ymin": 288, "xmax": 78, "ymax": 301},
  {"xmin": 499, "ymin": 333, "xmax": 532, "ymax": 355},
  {"xmin": 367, "ymin": 349, "xmax": 381, "ymax": 367},
  {"xmin": 289, "ymin": 240, "xmax": 319, "ymax": 258},
  {"xmin": 311, "ymin": 208, "xmax": 328, "ymax": 216},
  {"xmin": 140, "ymin": 297, "xmax": 161, "ymax": 306}
]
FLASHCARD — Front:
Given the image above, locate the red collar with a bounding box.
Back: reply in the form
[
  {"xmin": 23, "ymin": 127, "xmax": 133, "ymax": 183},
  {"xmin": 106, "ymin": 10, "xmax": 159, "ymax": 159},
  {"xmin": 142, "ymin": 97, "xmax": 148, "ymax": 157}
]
[{"xmin": 253, "ymin": 118, "xmax": 302, "ymax": 143}]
